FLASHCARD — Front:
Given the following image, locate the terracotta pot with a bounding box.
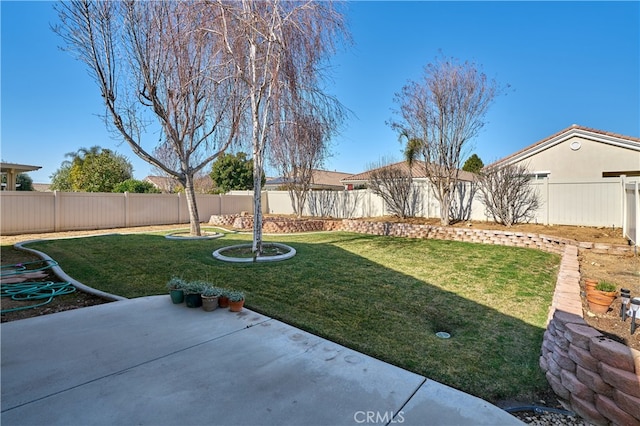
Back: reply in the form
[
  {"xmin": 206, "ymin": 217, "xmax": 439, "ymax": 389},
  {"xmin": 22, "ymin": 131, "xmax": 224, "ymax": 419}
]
[
  {"xmin": 201, "ymin": 296, "xmax": 219, "ymax": 312},
  {"xmin": 229, "ymin": 299, "xmax": 245, "ymax": 312},
  {"xmin": 584, "ymin": 279, "xmax": 598, "ymax": 294},
  {"xmin": 218, "ymin": 296, "xmax": 229, "ymax": 308},
  {"xmin": 586, "ymin": 290, "xmax": 616, "ymax": 314}
]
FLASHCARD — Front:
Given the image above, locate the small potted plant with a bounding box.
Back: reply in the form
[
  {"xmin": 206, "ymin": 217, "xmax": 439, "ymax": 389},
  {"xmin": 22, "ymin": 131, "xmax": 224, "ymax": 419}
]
[
  {"xmin": 586, "ymin": 281, "xmax": 617, "ymax": 314},
  {"xmin": 227, "ymin": 290, "xmax": 245, "ymax": 312},
  {"xmin": 201, "ymin": 284, "xmax": 222, "ymax": 312},
  {"xmin": 218, "ymin": 288, "xmax": 231, "ymax": 308},
  {"xmin": 183, "ymin": 281, "xmax": 205, "ymax": 308},
  {"xmin": 166, "ymin": 276, "xmax": 187, "ymax": 304}
]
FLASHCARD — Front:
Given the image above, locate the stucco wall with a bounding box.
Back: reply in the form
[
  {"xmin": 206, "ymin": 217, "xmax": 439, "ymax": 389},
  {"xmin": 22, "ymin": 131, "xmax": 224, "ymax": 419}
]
[{"xmin": 516, "ymin": 135, "xmax": 640, "ymax": 180}]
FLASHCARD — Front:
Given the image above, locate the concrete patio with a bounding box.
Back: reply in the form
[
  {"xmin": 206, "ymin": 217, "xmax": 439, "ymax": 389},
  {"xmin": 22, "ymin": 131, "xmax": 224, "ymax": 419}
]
[{"xmin": 1, "ymin": 296, "xmax": 523, "ymax": 425}]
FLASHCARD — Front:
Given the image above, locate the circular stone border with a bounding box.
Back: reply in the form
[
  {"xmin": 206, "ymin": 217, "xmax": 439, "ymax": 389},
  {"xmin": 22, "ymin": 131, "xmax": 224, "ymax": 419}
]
[
  {"xmin": 165, "ymin": 231, "xmax": 224, "ymax": 240},
  {"xmin": 212, "ymin": 243, "xmax": 296, "ymax": 263}
]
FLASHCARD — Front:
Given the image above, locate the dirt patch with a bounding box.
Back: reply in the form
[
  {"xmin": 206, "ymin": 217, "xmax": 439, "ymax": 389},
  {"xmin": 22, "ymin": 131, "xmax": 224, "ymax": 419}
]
[
  {"xmin": 579, "ymin": 250, "xmax": 640, "ymax": 351},
  {"xmin": 1, "ymin": 246, "xmax": 109, "ymax": 323},
  {"xmin": 371, "ymin": 216, "xmax": 629, "ymax": 245}
]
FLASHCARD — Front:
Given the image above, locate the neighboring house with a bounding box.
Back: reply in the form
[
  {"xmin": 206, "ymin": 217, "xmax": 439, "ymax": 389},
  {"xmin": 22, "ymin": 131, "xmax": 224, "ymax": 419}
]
[
  {"xmin": 144, "ymin": 176, "xmax": 178, "ymax": 193},
  {"xmin": 264, "ymin": 169, "xmax": 353, "ymax": 191},
  {"xmin": 33, "ymin": 183, "xmax": 52, "ymax": 192},
  {"xmin": 1, "ymin": 162, "xmax": 41, "ymax": 191},
  {"xmin": 485, "ymin": 124, "xmax": 640, "ymax": 231},
  {"xmin": 144, "ymin": 175, "xmax": 215, "ymax": 193},
  {"xmin": 341, "ymin": 160, "xmax": 476, "ymax": 190},
  {"xmin": 487, "ymin": 124, "xmax": 640, "ymax": 179}
]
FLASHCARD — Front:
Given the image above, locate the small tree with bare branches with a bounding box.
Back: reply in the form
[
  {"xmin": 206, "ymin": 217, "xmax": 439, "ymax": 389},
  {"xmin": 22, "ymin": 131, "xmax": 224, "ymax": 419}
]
[
  {"xmin": 271, "ymin": 108, "xmax": 344, "ymax": 218},
  {"xmin": 390, "ymin": 55, "xmax": 504, "ymax": 225},
  {"xmin": 367, "ymin": 160, "xmax": 421, "ymax": 219},
  {"xmin": 478, "ymin": 163, "xmax": 541, "ymax": 226}
]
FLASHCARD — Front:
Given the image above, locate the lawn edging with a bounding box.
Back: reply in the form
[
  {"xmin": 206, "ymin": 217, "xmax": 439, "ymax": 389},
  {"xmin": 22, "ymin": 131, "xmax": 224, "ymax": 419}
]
[{"xmin": 13, "ymin": 239, "xmax": 127, "ymax": 302}]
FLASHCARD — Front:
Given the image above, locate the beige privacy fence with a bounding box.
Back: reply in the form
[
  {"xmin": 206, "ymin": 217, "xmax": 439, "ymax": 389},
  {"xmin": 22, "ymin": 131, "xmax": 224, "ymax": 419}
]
[
  {"xmin": 1, "ymin": 191, "xmax": 254, "ymax": 235},
  {"xmin": 1, "ymin": 177, "xmax": 635, "ymax": 245}
]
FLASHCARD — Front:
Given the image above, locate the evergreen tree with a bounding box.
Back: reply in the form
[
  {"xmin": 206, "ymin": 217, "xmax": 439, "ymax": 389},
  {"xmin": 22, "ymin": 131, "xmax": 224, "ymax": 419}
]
[
  {"xmin": 463, "ymin": 154, "xmax": 484, "ymax": 174},
  {"xmin": 49, "ymin": 146, "xmax": 133, "ymax": 192},
  {"xmin": 210, "ymin": 153, "xmax": 257, "ymax": 193}
]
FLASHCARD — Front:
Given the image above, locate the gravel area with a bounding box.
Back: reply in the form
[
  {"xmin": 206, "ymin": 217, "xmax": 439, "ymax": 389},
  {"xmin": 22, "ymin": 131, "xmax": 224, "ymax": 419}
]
[{"xmin": 511, "ymin": 409, "xmax": 592, "ymax": 425}]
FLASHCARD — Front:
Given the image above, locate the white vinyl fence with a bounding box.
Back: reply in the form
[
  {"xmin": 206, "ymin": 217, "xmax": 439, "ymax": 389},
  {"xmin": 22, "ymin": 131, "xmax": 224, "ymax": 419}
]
[
  {"xmin": 2, "ymin": 176, "xmax": 636, "ymax": 245},
  {"xmin": 528, "ymin": 178, "xmax": 624, "ymax": 228},
  {"xmin": 1, "ymin": 191, "xmax": 253, "ymax": 235},
  {"xmin": 265, "ymin": 176, "xmax": 633, "ymax": 234},
  {"xmin": 623, "ymin": 178, "xmax": 639, "ymax": 246}
]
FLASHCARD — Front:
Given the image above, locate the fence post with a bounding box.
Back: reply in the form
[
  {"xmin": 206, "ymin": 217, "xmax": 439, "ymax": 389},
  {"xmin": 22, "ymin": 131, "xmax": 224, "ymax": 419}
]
[
  {"xmin": 621, "ymin": 175, "xmax": 627, "ymax": 239},
  {"xmin": 635, "ymin": 180, "xmax": 639, "ymax": 247},
  {"xmin": 54, "ymin": 190, "xmax": 61, "ymax": 232},
  {"xmin": 543, "ymin": 176, "xmax": 550, "ymax": 225},
  {"xmin": 124, "ymin": 192, "xmax": 130, "ymax": 228},
  {"xmin": 177, "ymin": 192, "xmax": 182, "ymax": 223}
]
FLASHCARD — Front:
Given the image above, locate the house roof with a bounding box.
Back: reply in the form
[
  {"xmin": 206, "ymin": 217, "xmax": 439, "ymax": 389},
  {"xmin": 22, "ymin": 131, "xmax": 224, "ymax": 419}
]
[
  {"xmin": 144, "ymin": 175, "xmax": 214, "ymax": 193},
  {"xmin": 1, "ymin": 162, "xmax": 42, "ymax": 174},
  {"xmin": 265, "ymin": 169, "xmax": 353, "ymax": 189},
  {"xmin": 32, "ymin": 183, "xmax": 52, "ymax": 192},
  {"xmin": 487, "ymin": 124, "xmax": 640, "ymax": 169},
  {"xmin": 341, "ymin": 160, "xmax": 476, "ymax": 183}
]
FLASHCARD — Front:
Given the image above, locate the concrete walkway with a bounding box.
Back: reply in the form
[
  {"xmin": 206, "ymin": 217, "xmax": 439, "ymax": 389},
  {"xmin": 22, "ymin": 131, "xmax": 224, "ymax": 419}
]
[{"xmin": 1, "ymin": 296, "xmax": 522, "ymax": 425}]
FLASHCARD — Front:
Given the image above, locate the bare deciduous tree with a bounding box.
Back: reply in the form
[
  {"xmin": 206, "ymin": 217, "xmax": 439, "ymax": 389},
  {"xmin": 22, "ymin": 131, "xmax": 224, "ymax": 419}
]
[
  {"xmin": 390, "ymin": 55, "xmax": 503, "ymax": 225},
  {"xmin": 54, "ymin": 1, "xmax": 243, "ymax": 235},
  {"xmin": 216, "ymin": 0, "xmax": 348, "ymax": 253},
  {"xmin": 271, "ymin": 108, "xmax": 344, "ymax": 218},
  {"xmin": 478, "ymin": 163, "xmax": 541, "ymax": 226},
  {"xmin": 367, "ymin": 160, "xmax": 421, "ymax": 219}
]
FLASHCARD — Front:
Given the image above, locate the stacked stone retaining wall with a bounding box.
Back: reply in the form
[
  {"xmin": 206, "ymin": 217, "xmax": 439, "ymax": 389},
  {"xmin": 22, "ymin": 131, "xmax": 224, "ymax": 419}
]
[
  {"xmin": 208, "ymin": 215, "xmax": 341, "ymax": 233},
  {"xmin": 541, "ymin": 246, "xmax": 640, "ymax": 425}
]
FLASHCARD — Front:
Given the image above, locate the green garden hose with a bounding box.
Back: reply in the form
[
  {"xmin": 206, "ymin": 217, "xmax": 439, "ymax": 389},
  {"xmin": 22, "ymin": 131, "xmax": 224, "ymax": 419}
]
[
  {"xmin": 1, "ymin": 281, "xmax": 76, "ymax": 313},
  {"xmin": 1, "ymin": 260, "xmax": 76, "ymax": 313},
  {"xmin": 1, "ymin": 259, "xmax": 59, "ymax": 276}
]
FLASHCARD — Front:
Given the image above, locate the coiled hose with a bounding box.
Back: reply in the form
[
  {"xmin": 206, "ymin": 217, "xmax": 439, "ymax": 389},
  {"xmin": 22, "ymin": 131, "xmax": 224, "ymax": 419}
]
[{"xmin": 1, "ymin": 260, "xmax": 76, "ymax": 313}]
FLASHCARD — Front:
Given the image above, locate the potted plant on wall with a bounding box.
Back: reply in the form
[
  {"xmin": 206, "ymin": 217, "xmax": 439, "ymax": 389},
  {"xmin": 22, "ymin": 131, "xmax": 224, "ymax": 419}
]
[
  {"xmin": 201, "ymin": 285, "xmax": 222, "ymax": 312},
  {"xmin": 586, "ymin": 281, "xmax": 617, "ymax": 314},
  {"xmin": 166, "ymin": 276, "xmax": 186, "ymax": 304},
  {"xmin": 227, "ymin": 290, "xmax": 245, "ymax": 312},
  {"xmin": 183, "ymin": 281, "xmax": 204, "ymax": 308}
]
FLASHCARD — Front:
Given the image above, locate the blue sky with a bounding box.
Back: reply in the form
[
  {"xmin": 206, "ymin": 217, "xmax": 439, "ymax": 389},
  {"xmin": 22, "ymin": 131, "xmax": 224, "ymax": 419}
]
[{"xmin": 2, "ymin": 1, "xmax": 639, "ymax": 184}]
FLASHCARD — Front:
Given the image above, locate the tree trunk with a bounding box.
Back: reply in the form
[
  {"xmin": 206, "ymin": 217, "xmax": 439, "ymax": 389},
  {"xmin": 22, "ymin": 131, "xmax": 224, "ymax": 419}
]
[
  {"xmin": 440, "ymin": 187, "xmax": 451, "ymax": 226},
  {"xmin": 183, "ymin": 174, "xmax": 202, "ymax": 236},
  {"xmin": 252, "ymin": 157, "xmax": 263, "ymax": 254}
]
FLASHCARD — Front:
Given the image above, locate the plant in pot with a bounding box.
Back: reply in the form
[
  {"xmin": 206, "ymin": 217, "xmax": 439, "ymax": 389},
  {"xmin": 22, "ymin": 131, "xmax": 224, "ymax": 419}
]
[
  {"xmin": 227, "ymin": 290, "xmax": 245, "ymax": 312},
  {"xmin": 586, "ymin": 281, "xmax": 617, "ymax": 314},
  {"xmin": 183, "ymin": 281, "xmax": 204, "ymax": 308},
  {"xmin": 218, "ymin": 288, "xmax": 231, "ymax": 309},
  {"xmin": 166, "ymin": 276, "xmax": 187, "ymax": 304},
  {"xmin": 201, "ymin": 285, "xmax": 222, "ymax": 312}
]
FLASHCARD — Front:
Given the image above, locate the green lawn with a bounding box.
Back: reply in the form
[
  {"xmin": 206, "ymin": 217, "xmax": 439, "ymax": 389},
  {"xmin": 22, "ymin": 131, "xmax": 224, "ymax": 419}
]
[{"xmin": 23, "ymin": 229, "xmax": 559, "ymax": 403}]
